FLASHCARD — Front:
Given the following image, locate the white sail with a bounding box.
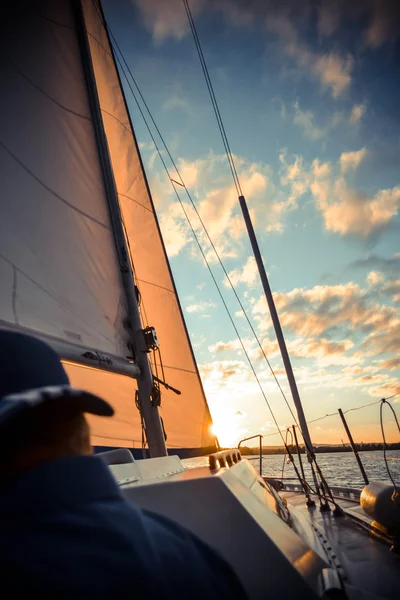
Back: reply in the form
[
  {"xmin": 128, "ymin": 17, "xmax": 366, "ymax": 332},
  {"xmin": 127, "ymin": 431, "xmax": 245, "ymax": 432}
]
[
  {"xmin": 82, "ymin": 0, "xmax": 216, "ymax": 452},
  {"xmin": 0, "ymin": 0, "xmax": 215, "ymax": 453},
  {"xmin": 0, "ymin": 0, "xmax": 128, "ymax": 360},
  {"xmin": 0, "ymin": 0, "xmax": 144, "ymax": 447}
]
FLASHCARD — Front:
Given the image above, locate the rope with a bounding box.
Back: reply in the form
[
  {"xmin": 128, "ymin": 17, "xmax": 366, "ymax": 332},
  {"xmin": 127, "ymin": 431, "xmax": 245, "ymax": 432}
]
[
  {"xmin": 281, "ymin": 429, "xmax": 292, "ymax": 482},
  {"xmin": 281, "ymin": 430, "xmax": 319, "ymax": 501},
  {"xmin": 380, "ymin": 398, "xmax": 400, "ymax": 503},
  {"xmin": 135, "ymin": 390, "xmax": 147, "ymax": 458}
]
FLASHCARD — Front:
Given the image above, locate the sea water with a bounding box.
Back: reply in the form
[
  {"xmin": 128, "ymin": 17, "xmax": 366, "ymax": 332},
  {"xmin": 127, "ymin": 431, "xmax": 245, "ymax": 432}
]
[{"xmin": 182, "ymin": 449, "xmax": 400, "ymax": 490}]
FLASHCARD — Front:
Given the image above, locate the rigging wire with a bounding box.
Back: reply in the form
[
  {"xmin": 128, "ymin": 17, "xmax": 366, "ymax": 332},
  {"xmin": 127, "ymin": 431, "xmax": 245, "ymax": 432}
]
[
  {"xmin": 97, "ymin": 3, "xmax": 399, "ymax": 474},
  {"xmin": 94, "ymin": 5, "xmax": 300, "ymax": 444},
  {"xmin": 182, "ymin": 0, "xmax": 397, "ymax": 510},
  {"xmin": 181, "ymin": 1, "xmax": 334, "ymax": 484},
  {"xmin": 263, "ymin": 393, "xmax": 399, "ymax": 436},
  {"xmin": 383, "ymin": 391, "xmax": 400, "ymax": 401},
  {"xmin": 182, "ymin": 0, "xmax": 242, "ymax": 197},
  {"xmin": 107, "ymin": 57, "xmax": 287, "ymax": 440},
  {"xmin": 95, "ymin": 2, "xmax": 300, "ymax": 430},
  {"xmin": 181, "ymin": 0, "xmax": 399, "ymax": 508},
  {"xmin": 181, "ymin": 0, "xmax": 306, "ymax": 429}
]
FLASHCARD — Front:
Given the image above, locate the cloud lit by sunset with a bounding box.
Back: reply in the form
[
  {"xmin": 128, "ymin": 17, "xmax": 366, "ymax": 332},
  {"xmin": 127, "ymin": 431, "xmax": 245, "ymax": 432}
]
[{"xmin": 105, "ymin": 0, "xmax": 400, "ymax": 446}]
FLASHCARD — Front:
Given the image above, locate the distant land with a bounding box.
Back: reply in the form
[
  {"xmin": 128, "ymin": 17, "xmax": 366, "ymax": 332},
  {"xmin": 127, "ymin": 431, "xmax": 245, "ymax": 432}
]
[{"xmin": 236, "ymin": 443, "xmax": 400, "ymax": 456}]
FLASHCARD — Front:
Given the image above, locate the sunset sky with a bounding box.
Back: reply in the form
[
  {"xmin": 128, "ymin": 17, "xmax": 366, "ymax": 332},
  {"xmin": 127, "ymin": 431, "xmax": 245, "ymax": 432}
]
[{"xmin": 105, "ymin": 0, "xmax": 400, "ymax": 446}]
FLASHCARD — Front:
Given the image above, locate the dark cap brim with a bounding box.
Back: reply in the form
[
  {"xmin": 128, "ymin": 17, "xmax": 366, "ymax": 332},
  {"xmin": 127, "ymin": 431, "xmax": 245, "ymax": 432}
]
[
  {"xmin": 59, "ymin": 389, "xmax": 115, "ymax": 417},
  {"xmin": 0, "ymin": 384, "xmax": 114, "ymax": 427}
]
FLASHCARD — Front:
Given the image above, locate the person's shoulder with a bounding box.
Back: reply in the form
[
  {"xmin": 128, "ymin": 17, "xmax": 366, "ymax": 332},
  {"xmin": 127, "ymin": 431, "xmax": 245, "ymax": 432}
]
[{"xmin": 141, "ymin": 509, "xmax": 247, "ymax": 599}]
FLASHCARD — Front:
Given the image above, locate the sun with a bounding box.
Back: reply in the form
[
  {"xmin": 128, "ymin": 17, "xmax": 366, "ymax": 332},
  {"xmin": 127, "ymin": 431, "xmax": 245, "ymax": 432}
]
[{"xmin": 210, "ymin": 411, "xmax": 246, "ymax": 448}]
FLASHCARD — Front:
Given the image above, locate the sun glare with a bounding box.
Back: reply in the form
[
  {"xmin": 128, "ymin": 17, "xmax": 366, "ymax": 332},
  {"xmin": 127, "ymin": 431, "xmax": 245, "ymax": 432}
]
[{"xmin": 210, "ymin": 411, "xmax": 246, "ymax": 448}]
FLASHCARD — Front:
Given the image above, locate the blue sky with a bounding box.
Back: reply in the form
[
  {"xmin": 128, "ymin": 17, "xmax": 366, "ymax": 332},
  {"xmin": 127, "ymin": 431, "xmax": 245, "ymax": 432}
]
[{"xmin": 104, "ymin": 0, "xmax": 400, "ymax": 445}]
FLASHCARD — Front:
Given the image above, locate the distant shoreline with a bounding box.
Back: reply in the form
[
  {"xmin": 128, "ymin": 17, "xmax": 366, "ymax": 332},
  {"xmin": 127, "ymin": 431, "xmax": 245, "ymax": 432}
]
[{"xmin": 237, "ymin": 443, "xmax": 400, "ymax": 456}]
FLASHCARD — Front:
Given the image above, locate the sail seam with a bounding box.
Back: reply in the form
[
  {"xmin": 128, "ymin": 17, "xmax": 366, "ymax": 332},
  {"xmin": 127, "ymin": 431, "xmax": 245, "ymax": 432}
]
[
  {"xmin": 118, "ymin": 192, "xmax": 153, "ymax": 213},
  {"xmin": 101, "ymin": 109, "xmax": 132, "ymax": 135},
  {"xmin": 4, "ymin": 56, "xmax": 91, "ymax": 121},
  {"xmin": 0, "ymin": 255, "xmax": 115, "ymax": 345},
  {"xmin": 0, "ymin": 141, "xmax": 111, "ymax": 230},
  {"xmin": 32, "ymin": 8, "xmax": 74, "ymax": 31},
  {"xmin": 135, "ymin": 278, "xmax": 175, "ymax": 294}
]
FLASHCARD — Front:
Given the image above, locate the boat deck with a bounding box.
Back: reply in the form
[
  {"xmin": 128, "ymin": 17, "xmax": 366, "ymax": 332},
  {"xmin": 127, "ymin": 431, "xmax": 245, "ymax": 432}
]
[{"xmin": 282, "ymin": 490, "xmax": 400, "ymax": 600}]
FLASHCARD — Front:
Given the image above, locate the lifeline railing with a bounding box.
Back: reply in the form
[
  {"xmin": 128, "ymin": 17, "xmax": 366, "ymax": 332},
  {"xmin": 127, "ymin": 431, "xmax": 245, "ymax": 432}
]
[{"xmin": 238, "ymin": 434, "xmax": 263, "ymax": 476}]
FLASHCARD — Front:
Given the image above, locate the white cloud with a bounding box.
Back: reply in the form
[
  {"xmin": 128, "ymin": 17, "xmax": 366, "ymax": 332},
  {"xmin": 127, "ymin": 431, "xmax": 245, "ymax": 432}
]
[
  {"xmin": 321, "ymin": 181, "xmax": 400, "ymax": 238},
  {"xmin": 133, "ymin": 0, "xmax": 202, "ymax": 42},
  {"xmin": 381, "ymin": 279, "xmax": 400, "ymax": 302},
  {"xmin": 226, "ymin": 256, "xmax": 258, "ymax": 287},
  {"xmin": 134, "ymin": 0, "xmax": 400, "ymax": 54},
  {"xmin": 266, "ymin": 221, "xmax": 284, "ymax": 233},
  {"xmin": 155, "ymin": 152, "xmax": 281, "ymax": 260},
  {"xmin": 288, "ymin": 337, "xmax": 355, "ymax": 366},
  {"xmin": 291, "ymin": 101, "xmax": 366, "ymax": 141},
  {"xmin": 379, "ymin": 357, "xmax": 400, "ymax": 371},
  {"xmin": 248, "ymin": 272, "xmax": 400, "ymax": 399},
  {"xmin": 267, "ymin": 14, "xmax": 354, "ymax": 98},
  {"xmin": 366, "ymin": 271, "xmax": 384, "ymax": 285},
  {"xmin": 174, "ymin": 158, "xmax": 203, "ymax": 189},
  {"xmin": 199, "ymin": 359, "xmax": 252, "ymax": 392},
  {"xmin": 279, "ymin": 153, "xmax": 311, "ymax": 207},
  {"xmin": 292, "ymin": 102, "xmax": 326, "ymax": 140},
  {"xmin": 367, "ymin": 380, "xmax": 400, "ymax": 398},
  {"xmin": 311, "ymin": 52, "xmax": 354, "ymax": 98},
  {"xmin": 208, "ymin": 339, "xmax": 243, "ymax": 353},
  {"xmin": 162, "ymin": 95, "xmax": 193, "ymax": 115},
  {"xmin": 340, "ymin": 147, "xmax": 367, "ymax": 173},
  {"xmin": 159, "ymin": 202, "xmax": 192, "ymax": 256},
  {"xmin": 254, "ymin": 278, "xmax": 400, "ymax": 359},
  {"xmin": 185, "ymin": 300, "xmax": 215, "ymax": 313},
  {"xmin": 131, "ymin": 0, "xmax": 253, "ymax": 49},
  {"xmin": 281, "ymin": 147, "xmax": 400, "ymax": 239},
  {"xmin": 349, "ymin": 103, "xmax": 366, "ymax": 125}
]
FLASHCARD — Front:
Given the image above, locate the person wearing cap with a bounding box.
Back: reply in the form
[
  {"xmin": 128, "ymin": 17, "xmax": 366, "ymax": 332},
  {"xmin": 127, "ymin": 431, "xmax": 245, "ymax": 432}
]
[{"xmin": 0, "ymin": 330, "xmax": 246, "ymax": 599}]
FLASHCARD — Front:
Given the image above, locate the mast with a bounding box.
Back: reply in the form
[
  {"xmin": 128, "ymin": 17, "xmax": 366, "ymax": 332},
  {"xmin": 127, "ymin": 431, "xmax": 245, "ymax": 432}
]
[
  {"xmin": 238, "ymin": 195, "xmax": 314, "ymax": 457},
  {"xmin": 74, "ymin": 0, "xmax": 167, "ymax": 457}
]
